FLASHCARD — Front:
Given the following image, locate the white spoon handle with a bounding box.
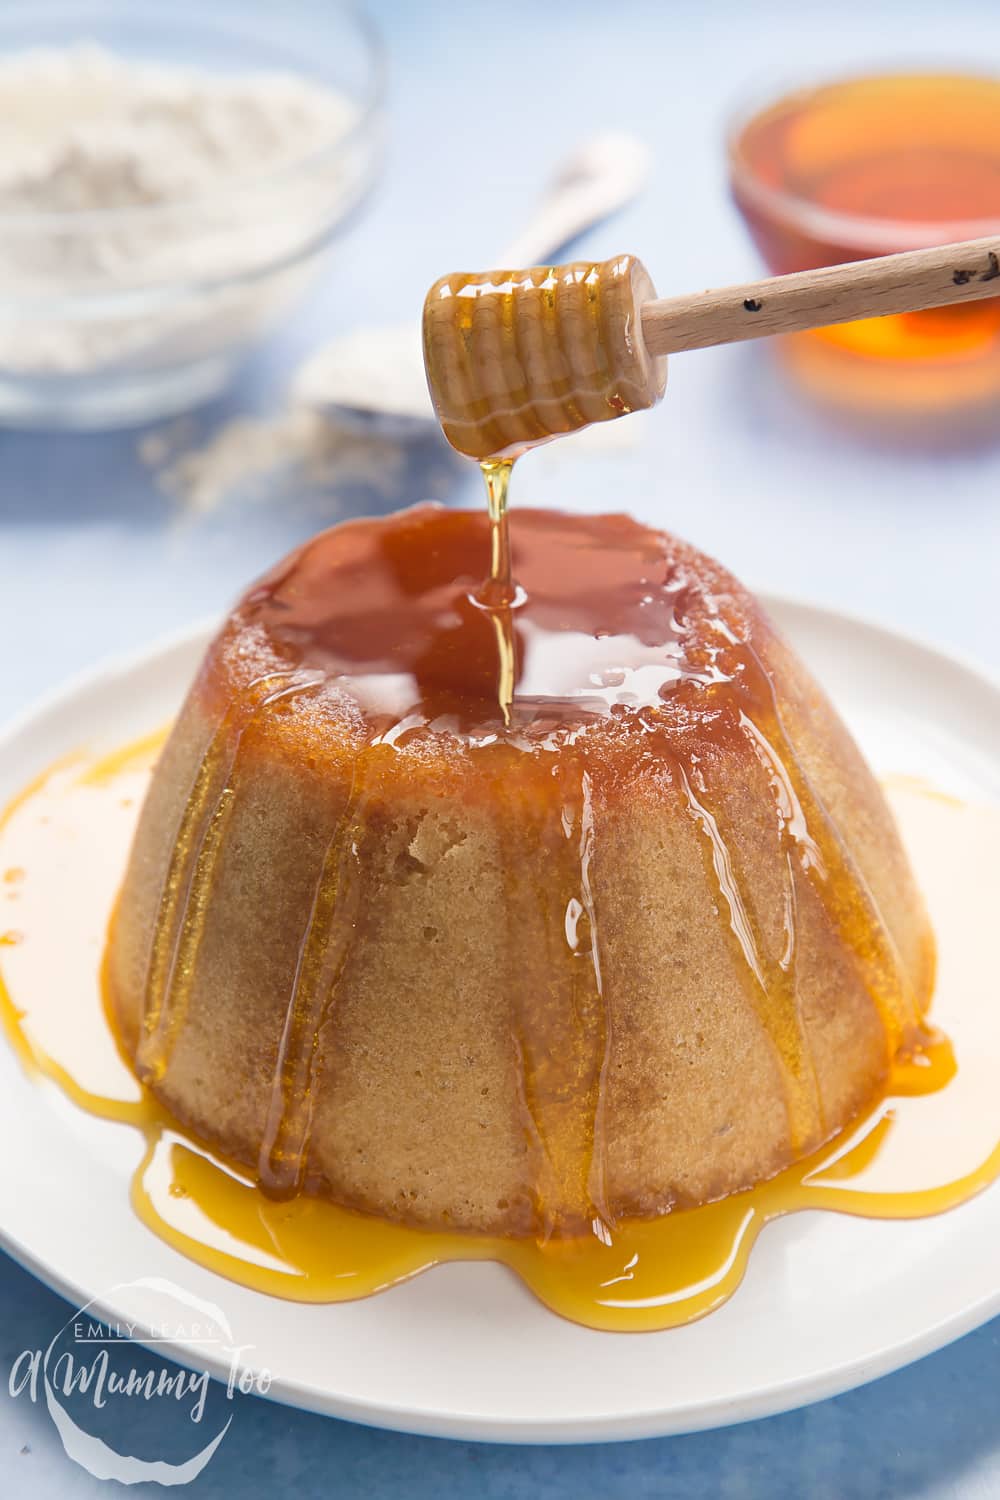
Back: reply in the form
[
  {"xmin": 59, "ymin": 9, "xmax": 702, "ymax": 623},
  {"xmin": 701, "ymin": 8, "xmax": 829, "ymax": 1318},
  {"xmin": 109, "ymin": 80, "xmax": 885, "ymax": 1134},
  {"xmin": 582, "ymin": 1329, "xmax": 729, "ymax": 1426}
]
[{"xmin": 496, "ymin": 132, "xmax": 651, "ymax": 269}]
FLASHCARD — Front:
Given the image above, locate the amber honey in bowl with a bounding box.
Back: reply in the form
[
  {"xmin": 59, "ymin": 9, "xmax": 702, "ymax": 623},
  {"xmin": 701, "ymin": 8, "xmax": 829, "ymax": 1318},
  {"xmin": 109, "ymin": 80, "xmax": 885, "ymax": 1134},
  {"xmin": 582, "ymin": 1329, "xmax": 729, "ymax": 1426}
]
[{"xmin": 729, "ymin": 72, "xmax": 1000, "ymax": 418}]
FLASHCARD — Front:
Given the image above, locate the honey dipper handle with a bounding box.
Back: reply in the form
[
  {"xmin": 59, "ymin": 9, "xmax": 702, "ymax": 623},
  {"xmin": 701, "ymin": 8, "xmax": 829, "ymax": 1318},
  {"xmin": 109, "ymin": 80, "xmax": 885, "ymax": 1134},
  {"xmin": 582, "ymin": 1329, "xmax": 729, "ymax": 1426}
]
[{"xmin": 640, "ymin": 236, "xmax": 1000, "ymax": 355}]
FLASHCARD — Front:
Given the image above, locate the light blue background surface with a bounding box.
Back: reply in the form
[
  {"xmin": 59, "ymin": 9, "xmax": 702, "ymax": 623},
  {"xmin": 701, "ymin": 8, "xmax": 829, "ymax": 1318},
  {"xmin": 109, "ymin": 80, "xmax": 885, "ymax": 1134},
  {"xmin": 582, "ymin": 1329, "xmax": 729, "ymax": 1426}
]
[{"xmin": 1, "ymin": 0, "xmax": 999, "ymax": 1493}]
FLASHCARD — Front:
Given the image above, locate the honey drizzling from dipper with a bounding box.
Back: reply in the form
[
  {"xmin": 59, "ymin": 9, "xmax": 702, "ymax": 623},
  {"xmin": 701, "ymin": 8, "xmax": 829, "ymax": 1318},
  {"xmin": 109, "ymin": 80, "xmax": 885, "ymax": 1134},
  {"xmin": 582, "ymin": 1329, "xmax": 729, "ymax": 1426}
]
[
  {"xmin": 422, "ymin": 256, "xmax": 668, "ymax": 723},
  {"xmin": 477, "ymin": 458, "xmax": 516, "ymax": 723}
]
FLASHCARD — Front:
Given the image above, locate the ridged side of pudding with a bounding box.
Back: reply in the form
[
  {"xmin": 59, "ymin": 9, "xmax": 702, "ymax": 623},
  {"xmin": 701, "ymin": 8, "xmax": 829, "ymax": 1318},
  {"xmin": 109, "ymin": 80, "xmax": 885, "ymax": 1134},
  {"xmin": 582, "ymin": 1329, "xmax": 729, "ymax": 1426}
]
[{"xmin": 106, "ymin": 505, "xmax": 934, "ymax": 1236}]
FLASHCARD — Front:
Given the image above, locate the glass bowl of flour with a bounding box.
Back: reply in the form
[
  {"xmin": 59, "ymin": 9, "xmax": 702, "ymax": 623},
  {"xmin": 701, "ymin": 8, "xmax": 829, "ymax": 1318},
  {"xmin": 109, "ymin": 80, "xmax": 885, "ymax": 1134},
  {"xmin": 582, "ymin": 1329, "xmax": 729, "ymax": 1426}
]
[{"xmin": 0, "ymin": 1, "xmax": 384, "ymax": 427}]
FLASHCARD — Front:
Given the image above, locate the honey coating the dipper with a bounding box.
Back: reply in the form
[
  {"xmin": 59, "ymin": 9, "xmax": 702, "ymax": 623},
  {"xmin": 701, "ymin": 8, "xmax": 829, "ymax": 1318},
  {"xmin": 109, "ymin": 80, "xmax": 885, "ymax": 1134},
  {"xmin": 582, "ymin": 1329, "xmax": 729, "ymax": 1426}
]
[{"xmin": 422, "ymin": 255, "xmax": 667, "ymax": 459}]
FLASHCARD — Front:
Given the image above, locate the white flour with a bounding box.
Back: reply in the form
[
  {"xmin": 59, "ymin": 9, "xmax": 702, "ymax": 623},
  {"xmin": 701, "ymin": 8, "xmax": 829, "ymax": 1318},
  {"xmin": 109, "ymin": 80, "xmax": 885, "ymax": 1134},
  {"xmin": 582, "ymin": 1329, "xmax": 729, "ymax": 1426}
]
[{"xmin": 0, "ymin": 44, "xmax": 358, "ymax": 373}]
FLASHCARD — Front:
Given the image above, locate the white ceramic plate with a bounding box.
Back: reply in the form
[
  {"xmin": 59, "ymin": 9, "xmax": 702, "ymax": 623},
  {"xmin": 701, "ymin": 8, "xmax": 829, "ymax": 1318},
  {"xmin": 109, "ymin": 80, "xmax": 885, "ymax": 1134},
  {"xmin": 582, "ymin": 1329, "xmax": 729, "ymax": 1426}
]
[{"xmin": 0, "ymin": 599, "xmax": 999, "ymax": 1445}]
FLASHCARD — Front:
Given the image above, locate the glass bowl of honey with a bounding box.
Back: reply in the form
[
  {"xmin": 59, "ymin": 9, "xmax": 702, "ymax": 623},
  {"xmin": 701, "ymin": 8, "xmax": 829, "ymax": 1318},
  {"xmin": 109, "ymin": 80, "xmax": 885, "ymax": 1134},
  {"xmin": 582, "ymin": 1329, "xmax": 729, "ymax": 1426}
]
[{"xmin": 728, "ymin": 71, "xmax": 1000, "ymax": 427}]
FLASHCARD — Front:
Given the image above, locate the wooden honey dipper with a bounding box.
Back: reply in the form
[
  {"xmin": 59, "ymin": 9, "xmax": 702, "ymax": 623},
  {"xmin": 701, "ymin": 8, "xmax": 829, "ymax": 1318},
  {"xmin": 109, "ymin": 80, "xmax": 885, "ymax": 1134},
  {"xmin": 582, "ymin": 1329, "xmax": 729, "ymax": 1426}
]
[{"xmin": 422, "ymin": 236, "xmax": 1000, "ymax": 458}]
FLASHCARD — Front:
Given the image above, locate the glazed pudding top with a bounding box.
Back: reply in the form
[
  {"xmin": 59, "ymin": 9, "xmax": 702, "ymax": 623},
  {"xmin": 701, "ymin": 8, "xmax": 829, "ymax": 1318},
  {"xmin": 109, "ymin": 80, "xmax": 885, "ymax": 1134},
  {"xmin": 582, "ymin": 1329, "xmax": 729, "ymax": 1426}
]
[{"xmin": 234, "ymin": 504, "xmax": 756, "ymax": 740}]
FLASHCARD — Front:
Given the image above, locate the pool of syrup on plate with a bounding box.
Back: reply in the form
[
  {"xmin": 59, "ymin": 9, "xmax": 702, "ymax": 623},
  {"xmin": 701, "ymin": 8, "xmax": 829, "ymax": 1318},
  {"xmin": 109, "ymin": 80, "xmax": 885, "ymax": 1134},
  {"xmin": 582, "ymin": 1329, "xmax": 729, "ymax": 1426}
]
[{"xmin": 1, "ymin": 734, "xmax": 998, "ymax": 1333}]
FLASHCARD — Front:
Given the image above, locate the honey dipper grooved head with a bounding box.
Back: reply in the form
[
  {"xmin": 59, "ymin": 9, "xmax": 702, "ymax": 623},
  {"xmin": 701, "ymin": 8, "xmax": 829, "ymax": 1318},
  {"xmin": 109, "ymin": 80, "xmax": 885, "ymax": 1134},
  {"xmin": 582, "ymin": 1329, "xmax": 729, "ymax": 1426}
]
[{"xmin": 422, "ymin": 255, "xmax": 668, "ymax": 460}]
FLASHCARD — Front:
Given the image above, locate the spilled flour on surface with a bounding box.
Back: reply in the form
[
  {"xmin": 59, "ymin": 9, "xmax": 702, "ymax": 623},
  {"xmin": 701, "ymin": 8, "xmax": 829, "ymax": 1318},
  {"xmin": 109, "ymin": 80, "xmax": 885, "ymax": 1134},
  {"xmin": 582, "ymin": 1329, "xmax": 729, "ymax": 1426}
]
[{"xmin": 140, "ymin": 407, "xmax": 409, "ymax": 517}]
